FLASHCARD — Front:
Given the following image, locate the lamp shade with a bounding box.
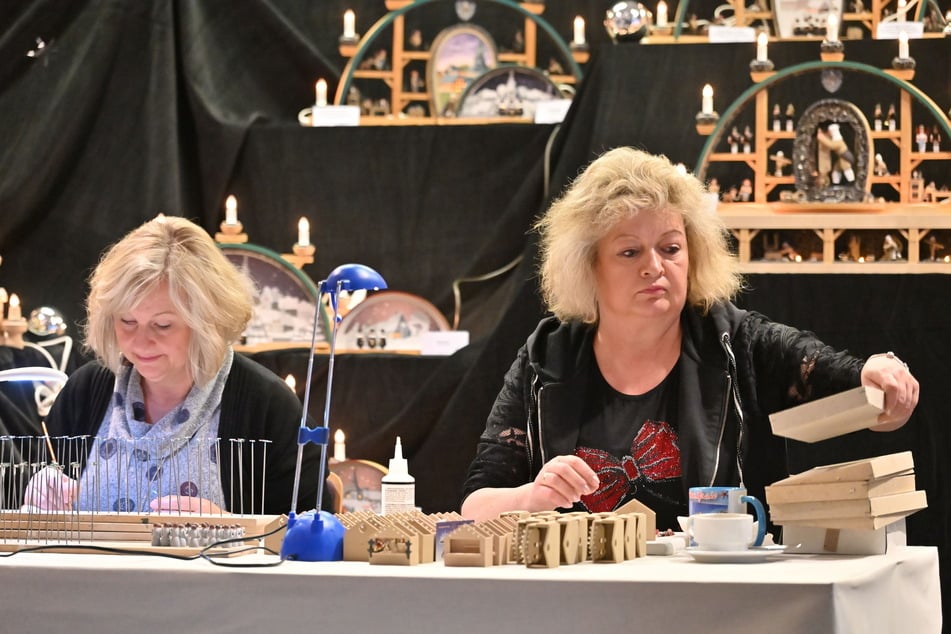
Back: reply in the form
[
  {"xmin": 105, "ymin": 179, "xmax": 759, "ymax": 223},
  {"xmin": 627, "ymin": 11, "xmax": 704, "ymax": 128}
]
[{"xmin": 321, "ymin": 263, "xmax": 387, "ymax": 306}]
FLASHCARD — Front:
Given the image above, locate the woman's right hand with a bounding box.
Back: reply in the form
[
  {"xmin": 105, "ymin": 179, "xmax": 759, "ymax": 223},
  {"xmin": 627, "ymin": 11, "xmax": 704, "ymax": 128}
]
[
  {"xmin": 22, "ymin": 466, "xmax": 78, "ymax": 511},
  {"xmin": 527, "ymin": 455, "xmax": 600, "ymax": 511}
]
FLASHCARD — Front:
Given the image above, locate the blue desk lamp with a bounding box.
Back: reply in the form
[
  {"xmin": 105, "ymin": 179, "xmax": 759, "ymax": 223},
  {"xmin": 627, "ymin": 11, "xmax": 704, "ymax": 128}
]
[{"xmin": 281, "ymin": 263, "xmax": 387, "ymax": 561}]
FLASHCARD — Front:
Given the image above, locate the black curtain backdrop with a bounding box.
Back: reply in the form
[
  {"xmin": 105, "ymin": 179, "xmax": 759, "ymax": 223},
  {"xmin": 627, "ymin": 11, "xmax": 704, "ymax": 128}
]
[{"xmin": 2, "ymin": 0, "xmax": 950, "ymax": 619}]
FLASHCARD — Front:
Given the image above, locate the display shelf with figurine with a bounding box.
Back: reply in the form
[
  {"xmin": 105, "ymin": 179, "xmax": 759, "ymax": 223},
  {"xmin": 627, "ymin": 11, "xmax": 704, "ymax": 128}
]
[
  {"xmin": 693, "ymin": 40, "xmax": 951, "ymax": 274},
  {"xmin": 333, "ymin": 0, "xmax": 586, "ymax": 125},
  {"xmin": 684, "ymin": 0, "xmax": 946, "ymax": 41}
]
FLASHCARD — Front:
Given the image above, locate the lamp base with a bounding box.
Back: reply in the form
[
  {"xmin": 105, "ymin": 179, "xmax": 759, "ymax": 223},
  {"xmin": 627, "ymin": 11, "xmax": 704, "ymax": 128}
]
[{"xmin": 280, "ymin": 510, "xmax": 345, "ymax": 561}]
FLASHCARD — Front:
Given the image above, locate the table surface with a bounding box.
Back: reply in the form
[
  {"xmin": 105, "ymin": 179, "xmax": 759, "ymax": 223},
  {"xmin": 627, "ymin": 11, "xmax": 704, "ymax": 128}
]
[{"xmin": 0, "ymin": 545, "xmax": 939, "ymax": 633}]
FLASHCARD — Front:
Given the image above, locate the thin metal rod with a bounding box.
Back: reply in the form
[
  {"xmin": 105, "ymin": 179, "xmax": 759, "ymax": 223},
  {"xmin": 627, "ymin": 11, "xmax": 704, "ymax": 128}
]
[
  {"xmin": 289, "ymin": 278, "xmax": 329, "ymax": 515},
  {"xmin": 314, "ymin": 280, "xmax": 343, "ymax": 513}
]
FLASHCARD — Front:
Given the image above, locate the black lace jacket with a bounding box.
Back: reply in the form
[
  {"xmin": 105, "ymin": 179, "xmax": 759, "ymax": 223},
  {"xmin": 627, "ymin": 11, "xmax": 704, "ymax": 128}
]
[{"xmin": 462, "ymin": 301, "xmax": 863, "ymax": 512}]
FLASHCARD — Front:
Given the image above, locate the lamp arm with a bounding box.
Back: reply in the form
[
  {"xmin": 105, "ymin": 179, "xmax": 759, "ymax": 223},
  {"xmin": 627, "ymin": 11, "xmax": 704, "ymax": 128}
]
[
  {"xmin": 314, "ymin": 279, "xmax": 344, "ymax": 513},
  {"xmin": 288, "ymin": 279, "xmax": 330, "ymax": 515}
]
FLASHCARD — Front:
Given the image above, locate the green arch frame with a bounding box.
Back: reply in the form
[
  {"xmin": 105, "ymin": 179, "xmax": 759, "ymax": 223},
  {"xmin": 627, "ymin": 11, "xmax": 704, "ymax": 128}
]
[
  {"xmin": 335, "ymin": 0, "xmax": 583, "ymax": 104},
  {"xmin": 694, "ymin": 60, "xmax": 951, "ymax": 178},
  {"xmin": 217, "ymin": 242, "xmax": 319, "ymax": 298}
]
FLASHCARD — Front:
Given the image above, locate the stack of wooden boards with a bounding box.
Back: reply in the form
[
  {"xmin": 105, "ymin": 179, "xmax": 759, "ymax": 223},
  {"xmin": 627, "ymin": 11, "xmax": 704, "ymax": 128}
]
[{"xmin": 765, "ymin": 451, "xmax": 927, "ymax": 530}]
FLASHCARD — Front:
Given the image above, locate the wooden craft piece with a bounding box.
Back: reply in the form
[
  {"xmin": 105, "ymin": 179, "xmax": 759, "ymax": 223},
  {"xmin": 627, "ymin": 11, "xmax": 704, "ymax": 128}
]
[
  {"xmin": 589, "ymin": 517, "xmax": 625, "ymax": 563},
  {"xmin": 522, "ymin": 520, "xmax": 559, "ymax": 568},
  {"xmin": 443, "ymin": 524, "xmax": 493, "ymax": 567}
]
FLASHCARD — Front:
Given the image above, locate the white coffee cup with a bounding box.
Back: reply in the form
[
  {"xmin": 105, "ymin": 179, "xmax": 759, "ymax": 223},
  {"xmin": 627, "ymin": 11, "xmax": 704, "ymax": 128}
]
[{"xmin": 690, "ymin": 513, "xmax": 757, "ymax": 551}]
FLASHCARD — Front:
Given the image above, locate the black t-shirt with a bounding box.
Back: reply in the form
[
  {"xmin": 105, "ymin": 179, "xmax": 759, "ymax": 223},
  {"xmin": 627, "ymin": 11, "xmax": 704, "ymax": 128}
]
[{"xmin": 573, "ymin": 360, "xmax": 686, "ymax": 531}]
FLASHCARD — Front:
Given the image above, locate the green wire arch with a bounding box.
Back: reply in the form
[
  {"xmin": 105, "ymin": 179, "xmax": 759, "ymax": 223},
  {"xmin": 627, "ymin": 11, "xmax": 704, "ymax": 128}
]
[
  {"xmin": 335, "ymin": 0, "xmax": 583, "ymax": 105},
  {"xmin": 694, "ymin": 60, "xmax": 951, "ymax": 179},
  {"xmin": 217, "ymin": 242, "xmax": 319, "ymax": 298}
]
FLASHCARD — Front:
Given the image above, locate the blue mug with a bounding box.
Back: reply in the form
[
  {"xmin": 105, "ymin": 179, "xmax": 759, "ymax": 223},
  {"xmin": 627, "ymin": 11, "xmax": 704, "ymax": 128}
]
[{"xmin": 688, "ymin": 486, "xmax": 766, "ymax": 547}]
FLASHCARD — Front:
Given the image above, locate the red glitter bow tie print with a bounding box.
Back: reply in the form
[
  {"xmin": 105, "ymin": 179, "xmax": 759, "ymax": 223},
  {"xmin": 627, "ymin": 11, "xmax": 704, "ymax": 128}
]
[{"xmin": 575, "ymin": 420, "xmax": 682, "ymax": 511}]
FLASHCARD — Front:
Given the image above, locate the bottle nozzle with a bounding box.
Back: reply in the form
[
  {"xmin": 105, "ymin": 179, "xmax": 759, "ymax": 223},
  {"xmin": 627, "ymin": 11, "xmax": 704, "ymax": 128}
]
[{"xmin": 387, "ymin": 436, "xmax": 411, "ymax": 480}]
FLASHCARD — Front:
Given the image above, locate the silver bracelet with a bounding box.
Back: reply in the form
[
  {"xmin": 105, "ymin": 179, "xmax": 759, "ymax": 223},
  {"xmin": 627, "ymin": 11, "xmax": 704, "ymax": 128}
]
[{"xmin": 885, "ymin": 351, "xmax": 909, "ymax": 370}]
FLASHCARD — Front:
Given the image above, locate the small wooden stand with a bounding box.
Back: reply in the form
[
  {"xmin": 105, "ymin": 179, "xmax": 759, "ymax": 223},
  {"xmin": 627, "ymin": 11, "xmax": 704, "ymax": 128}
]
[
  {"xmin": 887, "ymin": 57, "xmax": 916, "ymax": 81},
  {"xmin": 820, "ymin": 40, "xmax": 845, "ymax": 62},
  {"xmin": 338, "ymin": 35, "xmax": 359, "ymax": 58},
  {"xmin": 2, "ymin": 319, "xmax": 27, "ymax": 349},
  {"xmin": 695, "ymin": 112, "xmax": 719, "ymax": 136},
  {"xmin": 215, "ymin": 221, "xmax": 248, "ymax": 244},
  {"xmin": 282, "ymin": 243, "xmax": 315, "ymax": 269}
]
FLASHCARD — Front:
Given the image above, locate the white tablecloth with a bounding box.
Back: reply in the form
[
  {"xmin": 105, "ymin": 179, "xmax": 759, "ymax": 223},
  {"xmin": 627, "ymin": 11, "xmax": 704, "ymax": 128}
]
[{"xmin": 0, "ymin": 545, "xmax": 940, "ymax": 633}]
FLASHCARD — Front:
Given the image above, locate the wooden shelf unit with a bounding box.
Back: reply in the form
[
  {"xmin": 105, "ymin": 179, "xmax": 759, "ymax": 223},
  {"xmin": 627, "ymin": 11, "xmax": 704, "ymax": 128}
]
[
  {"xmin": 727, "ymin": 0, "xmax": 888, "ymax": 37},
  {"xmin": 696, "ymin": 65, "xmax": 951, "ymax": 273},
  {"xmin": 336, "ymin": 1, "xmax": 586, "ymax": 123}
]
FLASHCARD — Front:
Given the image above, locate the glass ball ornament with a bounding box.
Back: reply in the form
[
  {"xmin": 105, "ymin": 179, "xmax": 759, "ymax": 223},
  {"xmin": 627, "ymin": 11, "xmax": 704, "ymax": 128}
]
[
  {"xmin": 604, "ymin": 2, "xmax": 652, "ymax": 43},
  {"xmin": 28, "ymin": 306, "xmax": 67, "ymax": 337}
]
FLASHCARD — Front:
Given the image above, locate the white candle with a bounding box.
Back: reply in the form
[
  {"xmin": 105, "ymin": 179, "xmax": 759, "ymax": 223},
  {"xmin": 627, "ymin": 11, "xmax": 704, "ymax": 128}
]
[
  {"xmin": 334, "ymin": 429, "xmax": 347, "ymax": 462},
  {"xmin": 225, "ymin": 195, "xmax": 238, "ymax": 225},
  {"xmin": 656, "ymin": 1, "xmax": 668, "ymax": 28},
  {"xmin": 343, "ymin": 9, "xmax": 356, "ymax": 39},
  {"xmin": 756, "ymin": 32, "xmax": 768, "ymax": 62},
  {"xmin": 573, "ymin": 16, "xmax": 585, "ymax": 45},
  {"xmin": 898, "ymin": 30, "xmax": 909, "ymax": 59},
  {"xmin": 701, "ymin": 84, "xmax": 713, "ymax": 115},
  {"xmin": 7, "ymin": 293, "xmax": 21, "ymax": 321},
  {"xmin": 315, "ymin": 79, "xmax": 328, "ymax": 107},
  {"xmin": 826, "ymin": 13, "xmax": 838, "ymax": 42},
  {"xmin": 297, "ymin": 217, "xmax": 310, "ymax": 247},
  {"xmin": 285, "ymin": 374, "xmax": 296, "ymax": 393},
  {"xmin": 897, "ymin": 0, "xmax": 907, "ymax": 21}
]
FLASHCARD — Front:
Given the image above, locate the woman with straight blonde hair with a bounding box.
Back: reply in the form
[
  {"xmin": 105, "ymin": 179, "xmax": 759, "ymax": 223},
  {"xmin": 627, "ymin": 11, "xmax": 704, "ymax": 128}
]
[
  {"xmin": 461, "ymin": 147, "xmax": 918, "ymax": 528},
  {"xmin": 24, "ymin": 216, "xmax": 335, "ymax": 516}
]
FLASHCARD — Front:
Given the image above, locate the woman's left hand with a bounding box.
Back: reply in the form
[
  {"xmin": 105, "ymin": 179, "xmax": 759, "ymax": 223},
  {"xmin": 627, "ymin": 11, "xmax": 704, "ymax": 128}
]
[
  {"xmin": 861, "ymin": 352, "xmax": 919, "ymax": 431},
  {"xmin": 149, "ymin": 495, "xmax": 227, "ymax": 515}
]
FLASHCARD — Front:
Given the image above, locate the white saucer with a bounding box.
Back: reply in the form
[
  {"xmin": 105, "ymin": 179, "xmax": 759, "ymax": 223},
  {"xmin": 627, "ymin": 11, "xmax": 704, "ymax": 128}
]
[{"xmin": 686, "ymin": 546, "xmax": 785, "ymax": 563}]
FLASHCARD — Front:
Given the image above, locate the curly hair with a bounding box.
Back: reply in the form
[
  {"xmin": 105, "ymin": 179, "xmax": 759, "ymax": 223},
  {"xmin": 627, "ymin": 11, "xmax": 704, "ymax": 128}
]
[
  {"xmin": 84, "ymin": 215, "xmax": 254, "ymax": 386},
  {"xmin": 535, "ymin": 147, "xmax": 743, "ymax": 323}
]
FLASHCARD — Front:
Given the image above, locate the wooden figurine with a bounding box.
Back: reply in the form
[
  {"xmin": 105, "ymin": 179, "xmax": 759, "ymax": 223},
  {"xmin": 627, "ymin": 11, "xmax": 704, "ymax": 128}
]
[
  {"xmin": 882, "ymin": 234, "xmax": 902, "ymax": 261},
  {"xmin": 874, "ymin": 153, "xmax": 889, "ymax": 176},
  {"xmin": 738, "ymin": 178, "xmax": 753, "ymax": 202},
  {"xmin": 916, "ymin": 125, "xmax": 928, "ymax": 152},
  {"xmin": 771, "ymin": 150, "xmax": 791, "ymax": 176},
  {"xmin": 925, "ymin": 234, "xmax": 945, "ymax": 261},
  {"xmin": 406, "ymin": 28, "xmax": 425, "ymax": 51}
]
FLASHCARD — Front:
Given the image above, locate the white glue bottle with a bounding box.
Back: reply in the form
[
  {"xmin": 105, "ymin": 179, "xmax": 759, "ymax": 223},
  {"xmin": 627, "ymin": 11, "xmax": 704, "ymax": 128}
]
[{"xmin": 381, "ymin": 436, "xmax": 415, "ymax": 515}]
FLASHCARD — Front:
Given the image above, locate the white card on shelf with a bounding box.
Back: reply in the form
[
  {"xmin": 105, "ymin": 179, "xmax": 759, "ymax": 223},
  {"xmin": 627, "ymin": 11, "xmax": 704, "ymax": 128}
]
[
  {"xmin": 876, "ymin": 21, "xmax": 924, "ymax": 39},
  {"xmin": 707, "ymin": 25, "xmax": 756, "ymax": 43},
  {"xmin": 534, "ymin": 99, "xmax": 572, "ymax": 124},
  {"xmin": 310, "ymin": 105, "xmax": 361, "ymax": 127}
]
